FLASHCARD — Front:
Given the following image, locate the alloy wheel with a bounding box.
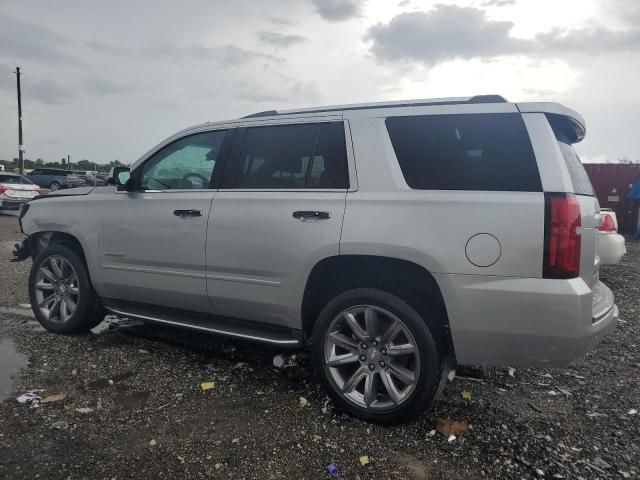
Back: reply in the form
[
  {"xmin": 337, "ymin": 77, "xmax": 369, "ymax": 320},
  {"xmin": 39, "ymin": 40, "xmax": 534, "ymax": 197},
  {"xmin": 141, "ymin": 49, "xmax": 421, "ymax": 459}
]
[
  {"xmin": 323, "ymin": 305, "xmax": 421, "ymax": 410},
  {"xmin": 33, "ymin": 255, "xmax": 80, "ymax": 323}
]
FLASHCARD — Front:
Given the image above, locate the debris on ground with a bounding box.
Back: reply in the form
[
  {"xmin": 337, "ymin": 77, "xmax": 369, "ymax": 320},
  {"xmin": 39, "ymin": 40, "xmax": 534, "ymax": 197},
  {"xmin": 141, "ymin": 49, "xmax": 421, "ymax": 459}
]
[
  {"xmin": 16, "ymin": 391, "xmax": 42, "ymax": 406},
  {"xmin": 75, "ymin": 407, "xmax": 93, "ymax": 414},
  {"xmin": 272, "ymin": 353, "xmax": 298, "ymax": 369},
  {"xmin": 327, "ymin": 463, "xmax": 339, "ymax": 476},
  {"xmin": 434, "ymin": 418, "xmax": 470, "ymax": 438},
  {"xmin": 148, "ymin": 439, "xmax": 157, "ymax": 447},
  {"xmin": 200, "ymin": 382, "xmax": 216, "ymax": 391},
  {"xmin": 461, "ymin": 390, "xmax": 472, "ymax": 401},
  {"xmin": 40, "ymin": 393, "xmax": 66, "ymax": 404},
  {"xmin": 359, "ymin": 455, "xmax": 370, "ymax": 466},
  {"xmin": 50, "ymin": 421, "xmax": 68, "ymax": 430},
  {"xmin": 299, "ymin": 396, "xmax": 309, "ymax": 407}
]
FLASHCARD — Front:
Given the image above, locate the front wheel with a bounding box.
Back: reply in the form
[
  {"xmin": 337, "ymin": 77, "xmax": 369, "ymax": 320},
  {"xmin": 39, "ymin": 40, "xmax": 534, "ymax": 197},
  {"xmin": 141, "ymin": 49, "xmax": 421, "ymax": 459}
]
[
  {"xmin": 312, "ymin": 288, "xmax": 444, "ymax": 425},
  {"xmin": 28, "ymin": 244, "xmax": 103, "ymax": 334}
]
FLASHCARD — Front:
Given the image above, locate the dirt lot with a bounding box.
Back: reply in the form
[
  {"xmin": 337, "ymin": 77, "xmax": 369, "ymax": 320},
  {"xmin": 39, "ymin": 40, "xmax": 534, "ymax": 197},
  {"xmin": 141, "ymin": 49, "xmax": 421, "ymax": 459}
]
[{"xmin": 0, "ymin": 213, "xmax": 638, "ymax": 479}]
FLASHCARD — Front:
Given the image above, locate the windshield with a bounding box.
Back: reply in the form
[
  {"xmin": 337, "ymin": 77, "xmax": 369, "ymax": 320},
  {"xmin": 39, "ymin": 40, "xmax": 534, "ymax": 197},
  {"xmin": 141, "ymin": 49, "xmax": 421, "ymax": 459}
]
[{"xmin": 0, "ymin": 175, "xmax": 34, "ymax": 185}]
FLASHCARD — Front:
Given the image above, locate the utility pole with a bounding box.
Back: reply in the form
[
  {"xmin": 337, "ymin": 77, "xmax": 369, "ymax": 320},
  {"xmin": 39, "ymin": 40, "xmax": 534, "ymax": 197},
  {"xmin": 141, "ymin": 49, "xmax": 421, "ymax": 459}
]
[
  {"xmin": 67, "ymin": 154, "xmax": 71, "ymax": 170},
  {"xmin": 14, "ymin": 67, "xmax": 24, "ymax": 174}
]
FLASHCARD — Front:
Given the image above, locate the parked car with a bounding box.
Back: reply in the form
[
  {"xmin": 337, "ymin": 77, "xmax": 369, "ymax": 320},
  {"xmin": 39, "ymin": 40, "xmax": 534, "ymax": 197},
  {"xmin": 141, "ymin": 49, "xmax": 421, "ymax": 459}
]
[
  {"xmin": 14, "ymin": 95, "xmax": 617, "ymax": 424},
  {"xmin": 597, "ymin": 208, "xmax": 626, "ymax": 265},
  {"xmin": 72, "ymin": 170, "xmax": 107, "ymax": 187},
  {"xmin": 0, "ymin": 173, "xmax": 40, "ymax": 213},
  {"xmin": 26, "ymin": 169, "xmax": 85, "ymax": 191}
]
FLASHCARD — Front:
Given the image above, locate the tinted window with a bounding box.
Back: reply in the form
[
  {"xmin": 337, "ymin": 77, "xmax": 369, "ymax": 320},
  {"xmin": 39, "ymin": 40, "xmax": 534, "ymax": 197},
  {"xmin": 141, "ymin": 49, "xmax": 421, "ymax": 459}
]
[
  {"xmin": 558, "ymin": 142, "xmax": 594, "ymax": 196},
  {"xmin": 0, "ymin": 175, "xmax": 32, "ymax": 184},
  {"xmin": 234, "ymin": 122, "xmax": 349, "ymax": 189},
  {"xmin": 141, "ymin": 130, "xmax": 227, "ymax": 190},
  {"xmin": 30, "ymin": 170, "xmax": 41, "ymax": 175},
  {"xmin": 385, "ymin": 113, "xmax": 541, "ymax": 191}
]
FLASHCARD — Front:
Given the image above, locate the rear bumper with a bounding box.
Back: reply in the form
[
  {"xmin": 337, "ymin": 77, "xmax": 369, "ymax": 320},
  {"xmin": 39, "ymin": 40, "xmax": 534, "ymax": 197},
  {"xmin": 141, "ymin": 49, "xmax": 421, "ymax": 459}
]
[
  {"xmin": 597, "ymin": 232, "xmax": 626, "ymax": 265},
  {"xmin": 436, "ymin": 274, "xmax": 617, "ymax": 368}
]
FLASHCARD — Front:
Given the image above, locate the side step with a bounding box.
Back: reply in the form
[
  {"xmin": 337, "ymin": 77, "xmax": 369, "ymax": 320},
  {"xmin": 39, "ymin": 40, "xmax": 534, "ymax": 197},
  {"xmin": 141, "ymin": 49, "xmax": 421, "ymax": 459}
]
[{"xmin": 101, "ymin": 299, "xmax": 302, "ymax": 347}]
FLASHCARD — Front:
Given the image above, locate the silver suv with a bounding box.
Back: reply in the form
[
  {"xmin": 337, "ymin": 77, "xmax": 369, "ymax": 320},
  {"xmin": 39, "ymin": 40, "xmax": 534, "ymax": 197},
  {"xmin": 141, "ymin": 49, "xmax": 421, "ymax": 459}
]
[{"xmin": 14, "ymin": 95, "xmax": 617, "ymax": 424}]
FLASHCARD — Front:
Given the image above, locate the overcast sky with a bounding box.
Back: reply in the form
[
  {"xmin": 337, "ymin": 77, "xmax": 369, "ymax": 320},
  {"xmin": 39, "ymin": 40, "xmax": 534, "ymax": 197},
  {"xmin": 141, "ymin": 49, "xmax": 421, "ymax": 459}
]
[{"xmin": 1, "ymin": 0, "xmax": 639, "ymax": 165}]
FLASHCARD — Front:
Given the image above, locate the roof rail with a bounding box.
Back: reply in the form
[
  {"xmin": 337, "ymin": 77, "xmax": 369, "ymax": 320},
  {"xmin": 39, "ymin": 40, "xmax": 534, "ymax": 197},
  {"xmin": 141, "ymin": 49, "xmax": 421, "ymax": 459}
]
[{"xmin": 241, "ymin": 94, "xmax": 507, "ymax": 119}]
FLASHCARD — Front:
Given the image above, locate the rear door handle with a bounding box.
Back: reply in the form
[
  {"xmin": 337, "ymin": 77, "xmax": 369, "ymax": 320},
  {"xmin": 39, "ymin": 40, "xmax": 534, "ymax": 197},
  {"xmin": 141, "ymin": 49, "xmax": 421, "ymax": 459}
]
[
  {"xmin": 292, "ymin": 211, "xmax": 330, "ymax": 220},
  {"xmin": 173, "ymin": 209, "xmax": 202, "ymax": 217}
]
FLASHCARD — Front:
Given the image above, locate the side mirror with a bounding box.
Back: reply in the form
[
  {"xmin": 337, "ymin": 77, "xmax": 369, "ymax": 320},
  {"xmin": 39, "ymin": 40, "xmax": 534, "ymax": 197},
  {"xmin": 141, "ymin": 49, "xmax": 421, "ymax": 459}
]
[{"xmin": 107, "ymin": 166, "xmax": 131, "ymax": 188}]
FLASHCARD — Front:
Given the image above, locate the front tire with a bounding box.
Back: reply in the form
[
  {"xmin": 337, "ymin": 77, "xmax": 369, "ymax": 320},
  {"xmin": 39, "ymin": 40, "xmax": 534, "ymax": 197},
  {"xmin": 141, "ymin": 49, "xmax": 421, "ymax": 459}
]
[
  {"xmin": 28, "ymin": 244, "xmax": 103, "ymax": 334},
  {"xmin": 312, "ymin": 288, "xmax": 443, "ymax": 425}
]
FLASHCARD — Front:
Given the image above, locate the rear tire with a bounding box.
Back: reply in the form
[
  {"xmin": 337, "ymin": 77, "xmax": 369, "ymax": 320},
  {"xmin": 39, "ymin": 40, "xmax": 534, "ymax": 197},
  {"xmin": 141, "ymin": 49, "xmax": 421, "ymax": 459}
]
[
  {"xmin": 312, "ymin": 288, "xmax": 444, "ymax": 425},
  {"xmin": 49, "ymin": 181, "xmax": 61, "ymax": 191},
  {"xmin": 28, "ymin": 244, "xmax": 103, "ymax": 334}
]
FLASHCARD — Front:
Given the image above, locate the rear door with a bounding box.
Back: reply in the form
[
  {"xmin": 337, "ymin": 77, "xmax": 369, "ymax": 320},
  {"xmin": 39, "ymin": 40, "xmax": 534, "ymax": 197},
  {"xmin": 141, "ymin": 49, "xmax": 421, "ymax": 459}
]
[{"xmin": 205, "ymin": 119, "xmax": 351, "ymax": 329}]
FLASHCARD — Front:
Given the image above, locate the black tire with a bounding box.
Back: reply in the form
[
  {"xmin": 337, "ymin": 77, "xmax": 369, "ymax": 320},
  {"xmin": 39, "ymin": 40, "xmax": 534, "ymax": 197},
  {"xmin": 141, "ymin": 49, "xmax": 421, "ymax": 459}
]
[
  {"xmin": 28, "ymin": 243, "xmax": 103, "ymax": 334},
  {"xmin": 312, "ymin": 288, "xmax": 444, "ymax": 425},
  {"xmin": 49, "ymin": 181, "xmax": 61, "ymax": 191}
]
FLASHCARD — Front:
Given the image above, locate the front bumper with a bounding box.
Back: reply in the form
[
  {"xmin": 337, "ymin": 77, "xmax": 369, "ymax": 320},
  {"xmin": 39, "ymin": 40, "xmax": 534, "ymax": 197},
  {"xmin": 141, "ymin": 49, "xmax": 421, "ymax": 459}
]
[{"xmin": 436, "ymin": 274, "xmax": 618, "ymax": 368}]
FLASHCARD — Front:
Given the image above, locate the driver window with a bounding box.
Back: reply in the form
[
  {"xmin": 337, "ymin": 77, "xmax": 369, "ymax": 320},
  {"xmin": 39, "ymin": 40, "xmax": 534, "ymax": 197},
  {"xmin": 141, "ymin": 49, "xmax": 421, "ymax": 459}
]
[{"xmin": 140, "ymin": 130, "xmax": 227, "ymax": 190}]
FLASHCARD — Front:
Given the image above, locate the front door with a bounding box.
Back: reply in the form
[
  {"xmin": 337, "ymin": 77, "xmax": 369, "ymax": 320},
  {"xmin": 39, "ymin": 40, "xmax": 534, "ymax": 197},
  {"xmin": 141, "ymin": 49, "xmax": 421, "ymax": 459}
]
[
  {"xmin": 100, "ymin": 129, "xmax": 231, "ymax": 313},
  {"xmin": 206, "ymin": 120, "xmax": 351, "ymax": 328}
]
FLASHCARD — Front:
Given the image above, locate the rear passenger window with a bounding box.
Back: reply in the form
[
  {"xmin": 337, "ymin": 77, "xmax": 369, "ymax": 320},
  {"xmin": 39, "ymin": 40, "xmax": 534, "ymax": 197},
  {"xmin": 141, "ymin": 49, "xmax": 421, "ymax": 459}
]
[
  {"xmin": 385, "ymin": 113, "xmax": 541, "ymax": 192},
  {"xmin": 235, "ymin": 122, "xmax": 349, "ymax": 189}
]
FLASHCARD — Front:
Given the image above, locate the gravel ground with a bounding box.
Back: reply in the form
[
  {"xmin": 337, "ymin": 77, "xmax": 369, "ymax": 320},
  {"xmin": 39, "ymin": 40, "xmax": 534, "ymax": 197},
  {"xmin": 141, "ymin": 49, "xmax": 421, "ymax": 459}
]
[{"xmin": 0, "ymin": 214, "xmax": 638, "ymax": 479}]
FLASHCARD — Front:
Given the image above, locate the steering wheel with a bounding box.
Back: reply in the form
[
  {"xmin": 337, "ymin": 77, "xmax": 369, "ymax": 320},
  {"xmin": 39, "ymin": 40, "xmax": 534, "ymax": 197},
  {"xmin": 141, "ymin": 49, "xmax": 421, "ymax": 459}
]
[{"xmin": 182, "ymin": 172, "xmax": 209, "ymax": 188}]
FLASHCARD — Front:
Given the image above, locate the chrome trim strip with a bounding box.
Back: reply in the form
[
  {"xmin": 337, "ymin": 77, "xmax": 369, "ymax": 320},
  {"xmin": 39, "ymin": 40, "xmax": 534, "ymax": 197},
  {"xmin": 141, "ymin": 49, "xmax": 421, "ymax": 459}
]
[
  {"xmin": 102, "ymin": 264, "xmax": 206, "ymax": 278},
  {"xmin": 104, "ymin": 307, "xmax": 299, "ymax": 345},
  {"xmin": 205, "ymin": 273, "xmax": 281, "ymax": 286}
]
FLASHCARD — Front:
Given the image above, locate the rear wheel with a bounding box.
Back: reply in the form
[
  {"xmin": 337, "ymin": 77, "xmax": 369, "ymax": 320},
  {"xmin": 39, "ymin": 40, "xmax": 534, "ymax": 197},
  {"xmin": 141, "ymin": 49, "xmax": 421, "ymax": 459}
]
[
  {"xmin": 28, "ymin": 244, "xmax": 103, "ymax": 333},
  {"xmin": 49, "ymin": 181, "xmax": 61, "ymax": 191},
  {"xmin": 312, "ymin": 288, "xmax": 444, "ymax": 424}
]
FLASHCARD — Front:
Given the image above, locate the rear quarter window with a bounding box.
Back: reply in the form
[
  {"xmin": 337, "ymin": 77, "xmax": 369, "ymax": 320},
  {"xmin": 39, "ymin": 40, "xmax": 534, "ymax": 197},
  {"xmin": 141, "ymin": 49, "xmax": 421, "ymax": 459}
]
[{"xmin": 385, "ymin": 113, "xmax": 541, "ymax": 192}]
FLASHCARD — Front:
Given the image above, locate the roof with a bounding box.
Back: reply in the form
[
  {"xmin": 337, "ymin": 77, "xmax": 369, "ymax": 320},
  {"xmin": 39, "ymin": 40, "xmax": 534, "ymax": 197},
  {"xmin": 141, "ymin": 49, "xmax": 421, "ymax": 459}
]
[{"xmin": 242, "ymin": 94, "xmax": 508, "ymax": 118}]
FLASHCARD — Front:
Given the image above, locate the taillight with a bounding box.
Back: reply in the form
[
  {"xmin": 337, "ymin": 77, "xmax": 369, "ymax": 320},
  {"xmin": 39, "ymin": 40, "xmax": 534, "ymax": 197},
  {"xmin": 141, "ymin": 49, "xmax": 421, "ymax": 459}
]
[
  {"xmin": 543, "ymin": 193, "xmax": 581, "ymax": 279},
  {"xmin": 598, "ymin": 214, "xmax": 616, "ymax": 233},
  {"xmin": 0, "ymin": 185, "xmax": 6, "ymax": 194}
]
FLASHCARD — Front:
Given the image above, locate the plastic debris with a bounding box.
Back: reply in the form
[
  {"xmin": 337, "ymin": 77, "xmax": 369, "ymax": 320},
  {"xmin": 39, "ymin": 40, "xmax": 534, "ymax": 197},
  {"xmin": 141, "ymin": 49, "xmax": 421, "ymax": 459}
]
[
  {"xmin": 628, "ymin": 409, "xmax": 637, "ymax": 415},
  {"xmin": 232, "ymin": 438, "xmax": 240, "ymax": 444},
  {"xmin": 428, "ymin": 429, "xmax": 436, "ymax": 436},
  {"xmin": 138, "ymin": 349, "xmax": 150, "ymax": 354},
  {"xmin": 447, "ymin": 435, "xmax": 456, "ymax": 442},
  {"xmin": 435, "ymin": 418, "xmax": 469, "ymax": 438},
  {"xmin": 19, "ymin": 303, "xmax": 31, "ymax": 309},
  {"xmin": 71, "ymin": 369, "xmax": 77, "ymax": 376},
  {"xmin": 508, "ymin": 367, "xmax": 516, "ymax": 377},
  {"xmin": 51, "ymin": 421, "xmax": 68, "ymax": 430},
  {"xmin": 327, "ymin": 464, "xmax": 339, "ymax": 476},
  {"xmin": 273, "ymin": 354, "xmax": 298, "ymax": 369},
  {"xmin": 40, "ymin": 393, "xmax": 66, "ymax": 404},
  {"xmin": 16, "ymin": 392, "xmax": 42, "ymax": 406},
  {"xmin": 447, "ymin": 369, "xmax": 456, "ymax": 381},
  {"xmin": 200, "ymin": 382, "xmax": 216, "ymax": 391},
  {"xmin": 359, "ymin": 455, "xmax": 370, "ymax": 466},
  {"xmin": 461, "ymin": 391, "xmax": 472, "ymax": 401},
  {"xmin": 149, "ymin": 439, "xmax": 157, "ymax": 447},
  {"xmin": 75, "ymin": 407, "xmax": 93, "ymax": 414},
  {"xmin": 299, "ymin": 396, "xmax": 310, "ymax": 407}
]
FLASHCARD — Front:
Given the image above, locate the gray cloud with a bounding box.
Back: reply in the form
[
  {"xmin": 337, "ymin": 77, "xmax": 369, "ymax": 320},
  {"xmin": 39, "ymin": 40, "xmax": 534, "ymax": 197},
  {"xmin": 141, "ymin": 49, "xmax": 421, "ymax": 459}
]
[
  {"xmin": 84, "ymin": 78, "xmax": 138, "ymax": 96},
  {"xmin": 83, "ymin": 40, "xmax": 131, "ymax": 56},
  {"xmin": 0, "ymin": 15, "xmax": 82, "ymax": 65},
  {"xmin": 258, "ymin": 31, "xmax": 307, "ymax": 48},
  {"xmin": 367, "ymin": 4, "xmax": 640, "ymax": 65},
  {"xmin": 367, "ymin": 6, "xmax": 526, "ymax": 65},
  {"xmin": 482, "ymin": 0, "xmax": 517, "ymax": 6},
  {"xmin": 312, "ymin": 0, "xmax": 364, "ymax": 21},
  {"xmin": 0, "ymin": 64, "xmax": 74, "ymax": 104},
  {"xmin": 145, "ymin": 44, "xmax": 283, "ymax": 67}
]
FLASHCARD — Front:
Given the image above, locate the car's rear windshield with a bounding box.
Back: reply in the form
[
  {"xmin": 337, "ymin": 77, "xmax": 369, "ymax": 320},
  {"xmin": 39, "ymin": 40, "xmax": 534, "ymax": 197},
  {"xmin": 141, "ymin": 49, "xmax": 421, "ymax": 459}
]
[
  {"xmin": 0, "ymin": 174, "xmax": 33, "ymax": 185},
  {"xmin": 385, "ymin": 113, "xmax": 541, "ymax": 192}
]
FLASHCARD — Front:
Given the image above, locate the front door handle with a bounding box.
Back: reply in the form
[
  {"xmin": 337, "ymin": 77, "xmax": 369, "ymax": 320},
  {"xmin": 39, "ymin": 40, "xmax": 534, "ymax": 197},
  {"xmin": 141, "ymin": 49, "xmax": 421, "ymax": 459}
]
[
  {"xmin": 173, "ymin": 209, "xmax": 202, "ymax": 217},
  {"xmin": 292, "ymin": 211, "xmax": 330, "ymax": 220}
]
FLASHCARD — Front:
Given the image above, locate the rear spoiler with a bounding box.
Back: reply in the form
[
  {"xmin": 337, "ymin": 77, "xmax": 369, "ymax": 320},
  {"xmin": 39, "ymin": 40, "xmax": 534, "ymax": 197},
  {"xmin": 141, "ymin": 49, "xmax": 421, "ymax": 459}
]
[{"xmin": 517, "ymin": 102, "xmax": 586, "ymax": 144}]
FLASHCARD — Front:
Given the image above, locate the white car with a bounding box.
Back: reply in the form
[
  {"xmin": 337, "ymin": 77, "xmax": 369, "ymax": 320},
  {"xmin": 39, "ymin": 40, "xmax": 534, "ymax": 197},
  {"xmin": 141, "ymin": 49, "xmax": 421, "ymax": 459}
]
[
  {"xmin": 0, "ymin": 173, "xmax": 40, "ymax": 214},
  {"xmin": 597, "ymin": 209, "xmax": 626, "ymax": 265}
]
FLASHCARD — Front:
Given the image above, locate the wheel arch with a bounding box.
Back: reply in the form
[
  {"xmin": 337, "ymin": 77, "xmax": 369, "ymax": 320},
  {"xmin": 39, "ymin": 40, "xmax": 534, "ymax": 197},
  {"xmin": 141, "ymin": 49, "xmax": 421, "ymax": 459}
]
[{"xmin": 301, "ymin": 255, "xmax": 454, "ymax": 357}]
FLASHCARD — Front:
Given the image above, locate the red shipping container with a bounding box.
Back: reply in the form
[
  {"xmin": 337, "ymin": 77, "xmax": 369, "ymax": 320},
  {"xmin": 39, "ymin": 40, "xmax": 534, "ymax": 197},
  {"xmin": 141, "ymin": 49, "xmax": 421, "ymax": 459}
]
[{"xmin": 583, "ymin": 163, "xmax": 640, "ymax": 234}]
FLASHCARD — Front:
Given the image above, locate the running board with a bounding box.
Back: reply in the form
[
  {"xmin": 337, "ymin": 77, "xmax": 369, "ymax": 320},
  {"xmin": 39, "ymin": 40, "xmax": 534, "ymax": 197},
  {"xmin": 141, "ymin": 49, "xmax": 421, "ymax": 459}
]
[{"xmin": 102, "ymin": 299, "xmax": 302, "ymax": 347}]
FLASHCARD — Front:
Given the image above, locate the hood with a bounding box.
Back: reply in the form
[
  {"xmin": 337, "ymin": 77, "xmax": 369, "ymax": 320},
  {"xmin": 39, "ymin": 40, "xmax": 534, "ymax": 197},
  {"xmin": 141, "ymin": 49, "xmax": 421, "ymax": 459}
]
[{"xmin": 32, "ymin": 186, "xmax": 96, "ymax": 201}]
